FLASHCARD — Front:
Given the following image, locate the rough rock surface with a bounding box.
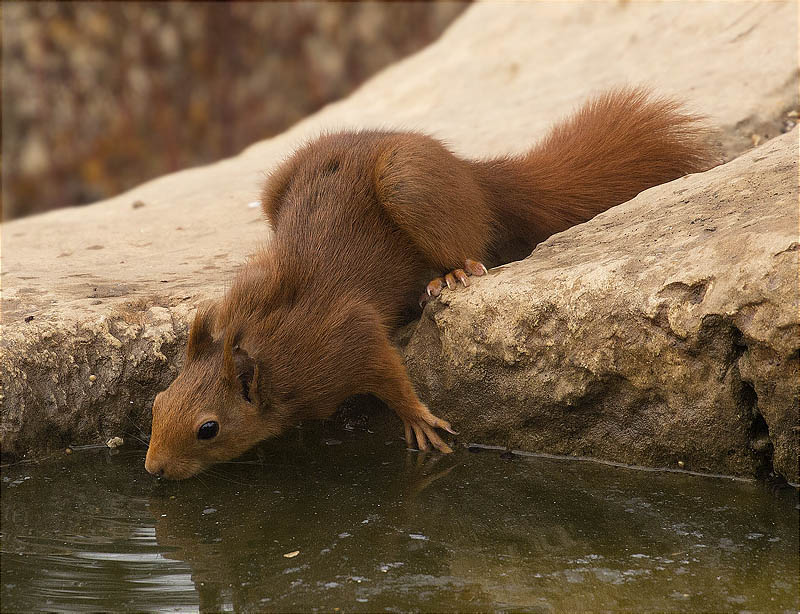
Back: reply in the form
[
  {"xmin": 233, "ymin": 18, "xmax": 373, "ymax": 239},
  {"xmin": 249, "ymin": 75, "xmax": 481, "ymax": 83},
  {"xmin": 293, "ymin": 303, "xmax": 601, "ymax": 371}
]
[
  {"xmin": 2, "ymin": 2, "xmax": 798, "ymax": 479},
  {"xmin": 403, "ymin": 130, "xmax": 799, "ymax": 482}
]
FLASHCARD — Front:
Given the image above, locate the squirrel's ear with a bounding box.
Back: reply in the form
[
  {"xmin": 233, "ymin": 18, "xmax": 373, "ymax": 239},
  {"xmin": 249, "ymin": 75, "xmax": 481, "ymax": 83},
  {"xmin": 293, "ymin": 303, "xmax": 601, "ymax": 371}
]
[
  {"xmin": 186, "ymin": 302, "xmax": 219, "ymax": 362},
  {"xmin": 222, "ymin": 330, "xmax": 259, "ymax": 405},
  {"xmin": 233, "ymin": 346, "xmax": 258, "ymax": 404}
]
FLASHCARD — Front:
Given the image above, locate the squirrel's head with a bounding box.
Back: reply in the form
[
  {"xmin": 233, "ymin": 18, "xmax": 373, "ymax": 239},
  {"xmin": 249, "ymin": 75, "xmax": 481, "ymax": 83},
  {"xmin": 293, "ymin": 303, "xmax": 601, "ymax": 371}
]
[{"xmin": 145, "ymin": 304, "xmax": 285, "ymax": 480}]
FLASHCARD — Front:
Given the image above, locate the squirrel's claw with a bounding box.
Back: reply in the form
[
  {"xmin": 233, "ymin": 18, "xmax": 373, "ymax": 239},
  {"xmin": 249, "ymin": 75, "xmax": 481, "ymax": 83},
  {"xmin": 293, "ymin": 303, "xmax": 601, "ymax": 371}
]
[
  {"xmin": 453, "ymin": 269, "xmax": 470, "ymax": 287},
  {"xmin": 464, "ymin": 258, "xmax": 488, "ymax": 276},
  {"xmin": 423, "ymin": 259, "xmax": 487, "ymax": 305},
  {"xmin": 401, "ymin": 405, "xmax": 455, "ymax": 454}
]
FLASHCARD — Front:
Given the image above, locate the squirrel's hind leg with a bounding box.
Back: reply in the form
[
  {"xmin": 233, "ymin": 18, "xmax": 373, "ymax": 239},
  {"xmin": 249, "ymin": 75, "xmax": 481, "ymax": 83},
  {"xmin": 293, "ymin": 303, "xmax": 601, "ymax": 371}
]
[{"xmin": 373, "ymin": 134, "xmax": 495, "ymax": 273}]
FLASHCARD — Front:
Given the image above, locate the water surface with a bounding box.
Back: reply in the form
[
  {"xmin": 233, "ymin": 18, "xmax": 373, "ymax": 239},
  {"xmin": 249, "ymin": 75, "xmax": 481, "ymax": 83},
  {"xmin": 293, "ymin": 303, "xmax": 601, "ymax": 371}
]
[{"xmin": 2, "ymin": 423, "xmax": 798, "ymax": 612}]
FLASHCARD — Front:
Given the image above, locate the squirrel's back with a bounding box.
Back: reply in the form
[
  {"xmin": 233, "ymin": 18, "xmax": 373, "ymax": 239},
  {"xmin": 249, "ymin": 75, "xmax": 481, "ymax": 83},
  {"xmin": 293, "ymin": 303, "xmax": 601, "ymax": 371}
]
[{"xmin": 256, "ymin": 87, "xmax": 718, "ymax": 317}]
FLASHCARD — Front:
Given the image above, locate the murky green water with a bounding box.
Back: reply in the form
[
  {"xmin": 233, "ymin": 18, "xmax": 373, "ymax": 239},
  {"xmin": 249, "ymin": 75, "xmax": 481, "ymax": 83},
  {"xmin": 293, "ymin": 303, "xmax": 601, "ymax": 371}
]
[{"xmin": 2, "ymin": 423, "xmax": 798, "ymax": 613}]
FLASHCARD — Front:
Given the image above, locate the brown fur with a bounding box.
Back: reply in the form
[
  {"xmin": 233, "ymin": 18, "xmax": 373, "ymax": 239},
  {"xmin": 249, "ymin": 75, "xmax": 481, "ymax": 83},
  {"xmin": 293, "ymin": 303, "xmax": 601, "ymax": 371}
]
[{"xmin": 145, "ymin": 87, "xmax": 718, "ymax": 479}]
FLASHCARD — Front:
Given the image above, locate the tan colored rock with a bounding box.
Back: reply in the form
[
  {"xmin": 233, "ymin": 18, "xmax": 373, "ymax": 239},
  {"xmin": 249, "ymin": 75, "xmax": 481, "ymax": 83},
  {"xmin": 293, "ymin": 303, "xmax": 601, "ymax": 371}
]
[
  {"xmin": 2, "ymin": 2, "xmax": 798, "ymax": 474},
  {"xmin": 404, "ymin": 130, "xmax": 799, "ymax": 481}
]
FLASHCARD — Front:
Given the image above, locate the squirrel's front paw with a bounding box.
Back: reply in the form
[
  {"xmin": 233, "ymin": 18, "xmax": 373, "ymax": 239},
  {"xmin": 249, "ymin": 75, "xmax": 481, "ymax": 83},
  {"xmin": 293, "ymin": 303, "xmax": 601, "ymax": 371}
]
[
  {"xmin": 419, "ymin": 258, "xmax": 488, "ymax": 307},
  {"xmin": 401, "ymin": 405, "xmax": 457, "ymax": 453}
]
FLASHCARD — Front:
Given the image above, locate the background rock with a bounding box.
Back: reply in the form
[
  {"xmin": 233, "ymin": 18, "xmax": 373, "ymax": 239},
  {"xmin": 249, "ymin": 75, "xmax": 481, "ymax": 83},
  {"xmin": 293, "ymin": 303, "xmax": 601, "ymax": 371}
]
[
  {"xmin": 2, "ymin": 2, "xmax": 798, "ymax": 480},
  {"xmin": 2, "ymin": 2, "xmax": 466, "ymax": 219}
]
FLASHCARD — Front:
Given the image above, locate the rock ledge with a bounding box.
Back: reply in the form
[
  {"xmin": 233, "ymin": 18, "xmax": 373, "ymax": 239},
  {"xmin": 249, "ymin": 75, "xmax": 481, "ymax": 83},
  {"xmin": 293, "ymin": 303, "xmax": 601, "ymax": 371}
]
[{"xmin": 403, "ymin": 130, "xmax": 798, "ymax": 482}]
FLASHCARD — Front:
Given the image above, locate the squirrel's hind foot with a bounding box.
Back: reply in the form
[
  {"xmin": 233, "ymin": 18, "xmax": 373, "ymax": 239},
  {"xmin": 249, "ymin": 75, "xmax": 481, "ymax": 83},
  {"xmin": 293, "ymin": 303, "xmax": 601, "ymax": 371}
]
[{"xmin": 420, "ymin": 258, "xmax": 487, "ymax": 307}]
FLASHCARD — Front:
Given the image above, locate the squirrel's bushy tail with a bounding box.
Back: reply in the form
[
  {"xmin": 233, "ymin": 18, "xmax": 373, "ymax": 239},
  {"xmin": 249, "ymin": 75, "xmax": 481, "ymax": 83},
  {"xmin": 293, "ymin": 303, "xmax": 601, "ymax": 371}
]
[{"xmin": 473, "ymin": 87, "xmax": 720, "ymax": 254}]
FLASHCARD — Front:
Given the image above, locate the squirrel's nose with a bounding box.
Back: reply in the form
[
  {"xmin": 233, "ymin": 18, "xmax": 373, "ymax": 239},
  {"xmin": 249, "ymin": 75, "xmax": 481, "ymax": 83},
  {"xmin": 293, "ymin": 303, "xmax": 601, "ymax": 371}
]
[
  {"xmin": 145, "ymin": 462, "xmax": 164, "ymax": 478},
  {"xmin": 144, "ymin": 451, "xmax": 164, "ymax": 478}
]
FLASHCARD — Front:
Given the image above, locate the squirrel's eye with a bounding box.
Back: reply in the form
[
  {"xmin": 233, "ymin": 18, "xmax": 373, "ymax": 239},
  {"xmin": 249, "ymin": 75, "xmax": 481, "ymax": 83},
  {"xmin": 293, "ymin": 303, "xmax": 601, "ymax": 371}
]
[{"xmin": 197, "ymin": 421, "xmax": 219, "ymax": 440}]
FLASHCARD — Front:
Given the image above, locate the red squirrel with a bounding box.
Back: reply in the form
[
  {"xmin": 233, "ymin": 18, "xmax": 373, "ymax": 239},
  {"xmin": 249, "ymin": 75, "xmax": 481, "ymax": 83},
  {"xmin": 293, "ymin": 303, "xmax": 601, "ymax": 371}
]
[{"xmin": 145, "ymin": 87, "xmax": 717, "ymax": 479}]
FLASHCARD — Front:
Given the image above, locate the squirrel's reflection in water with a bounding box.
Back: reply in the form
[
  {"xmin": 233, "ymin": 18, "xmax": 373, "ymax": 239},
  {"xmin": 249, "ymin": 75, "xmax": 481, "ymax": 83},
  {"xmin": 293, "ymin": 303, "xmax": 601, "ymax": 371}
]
[
  {"xmin": 401, "ymin": 447, "xmax": 457, "ymax": 500},
  {"xmin": 145, "ymin": 422, "xmax": 479, "ymax": 612},
  {"xmin": 145, "ymin": 420, "xmax": 794, "ymax": 613}
]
